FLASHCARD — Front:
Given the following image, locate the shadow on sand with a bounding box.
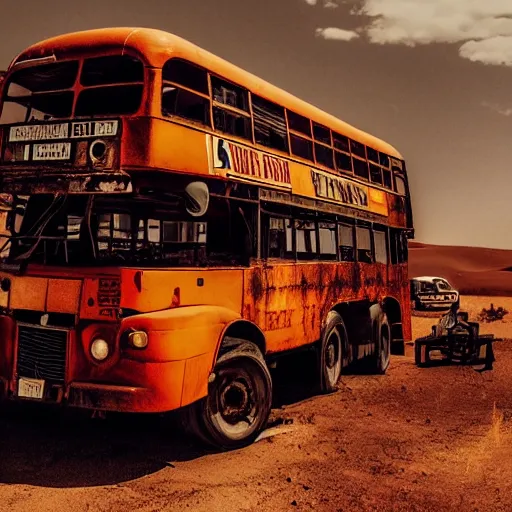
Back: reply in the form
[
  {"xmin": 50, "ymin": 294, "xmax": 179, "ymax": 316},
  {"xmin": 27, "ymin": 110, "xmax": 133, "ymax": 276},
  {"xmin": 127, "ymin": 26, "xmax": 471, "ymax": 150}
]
[{"xmin": 0, "ymin": 351, "xmax": 326, "ymax": 488}]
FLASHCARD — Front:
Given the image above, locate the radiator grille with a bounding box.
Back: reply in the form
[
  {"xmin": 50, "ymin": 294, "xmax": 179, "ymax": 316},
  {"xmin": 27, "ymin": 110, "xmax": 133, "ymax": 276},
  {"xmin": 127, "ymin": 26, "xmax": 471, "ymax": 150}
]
[{"xmin": 17, "ymin": 325, "xmax": 68, "ymax": 383}]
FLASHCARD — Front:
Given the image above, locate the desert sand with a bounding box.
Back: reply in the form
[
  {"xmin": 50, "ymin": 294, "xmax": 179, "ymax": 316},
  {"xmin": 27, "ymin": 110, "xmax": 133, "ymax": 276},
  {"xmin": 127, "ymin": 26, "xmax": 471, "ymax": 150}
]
[
  {"xmin": 409, "ymin": 241, "xmax": 512, "ymax": 296},
  {"xmin": 0, "ymin": 293, "xmax": 511, "ymax": 512},
  {"xmin": 0, "ymin": 244, "xmax": 511, "ymax": 511}
]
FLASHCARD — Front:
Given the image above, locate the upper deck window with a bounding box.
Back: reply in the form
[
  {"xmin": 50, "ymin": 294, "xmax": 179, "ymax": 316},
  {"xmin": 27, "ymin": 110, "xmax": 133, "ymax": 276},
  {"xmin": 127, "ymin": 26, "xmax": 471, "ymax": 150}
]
[
  {"xmin": 76, "ymin": 85, "xmax": 144, "ymax": 116},
  {"xmin": 353, "ymin": 157, "xmax": 369, "ymax": 180},
  {"xmin": 76, "ymin": 55, "xmax": 144, "ymax": 117},
  {"xmin": 313, "ymin": 123, "xmax": 331, "ymax": 145},
  {"xmin": 0, "ymin": 60, "xmax": 78, "ymax": 124},
  {"xmin": 366, "ymin": 147, "xmax": 379, "ymax": 164},
  {"xmin": 287, "ymin": 111, "xmax": 311, "ymax": 136},
  {"xmin": 290, "ymin": 134, "xmax": 313, "ymax": 161},
  {"xmin": 10, "ymin": 61, "xmax": 78, "ymax": 92},
  {"xmin": 333, "ymin": 133, "xmax": 350, "ymax": 153},
  {"xmin": 252, "ymin": 95, "xmax": 288, "ymax": 152},
  {"xmin": 213, "ymin": 106, "xmax": 252, "ymax": 140},
  {"xmin": 209, "ymin": 75, "xmax": 251, "ymax": 141},
  {"xmin": 379, "ymin": 152, "xmax": 390, "ymax": 168},
  {"xmin": 162, "ymin": 59, "xmax": 209, "ymax": 95},
  {"xmin": 211, "ymin": 76, "xmax": 249, "ymax": 112},
  {"xmin": 0, "ymin": 55, "xmax": 146, "ymax": 123},
  {"xmin": 162, "ymin": 58, "xmax": 211, "ymax": 127},
  {"xmin": 314, "ymin": 143, "xmax": 334, "ymax": 170},
  {"xmin": 350, "ymin": 140, "xmax": 366, "ymax": 159},
  {"xmin": 162, "ymin": 86, "xmax": 211, "ymax": 126},
  {"xmin": 81, "ymin": 55, "xmax": 144, "ymax": 86}
]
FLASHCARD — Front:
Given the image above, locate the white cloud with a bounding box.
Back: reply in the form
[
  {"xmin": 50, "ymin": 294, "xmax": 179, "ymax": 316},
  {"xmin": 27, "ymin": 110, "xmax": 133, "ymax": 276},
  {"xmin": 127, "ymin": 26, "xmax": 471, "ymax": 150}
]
[
  {"xmin": 481, "ymin": 101, "xmax": 512, "ymax": 116},
  {"xmin": 460, "ymin": 36, "xmax": 512, "ymax": 66},
  {"xmin": 303, "ymin": 0, "xmax": 340, "ymax": 7},
  {"xmin": 314, "ymin": 0, "xmax": 512, "ymax": 66},
  {"xmin": 316, "ymin": 27, "xmax": 360, "ymax": 41}
]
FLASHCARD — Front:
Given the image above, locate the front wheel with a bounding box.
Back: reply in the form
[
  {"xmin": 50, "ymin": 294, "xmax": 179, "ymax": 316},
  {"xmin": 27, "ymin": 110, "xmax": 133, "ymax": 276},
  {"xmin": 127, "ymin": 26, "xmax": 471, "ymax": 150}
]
[{"xmin": 182, "ymin": 340, "xmax": 272, "ymax": 450}]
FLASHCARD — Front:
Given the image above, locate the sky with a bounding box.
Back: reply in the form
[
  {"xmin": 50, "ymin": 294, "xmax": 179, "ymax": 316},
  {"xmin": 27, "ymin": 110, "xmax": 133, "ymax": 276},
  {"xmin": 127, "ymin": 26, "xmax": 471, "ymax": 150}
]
[{"xmin": 1, "ymin": 0, "xmax": 512, "ymax": 249}]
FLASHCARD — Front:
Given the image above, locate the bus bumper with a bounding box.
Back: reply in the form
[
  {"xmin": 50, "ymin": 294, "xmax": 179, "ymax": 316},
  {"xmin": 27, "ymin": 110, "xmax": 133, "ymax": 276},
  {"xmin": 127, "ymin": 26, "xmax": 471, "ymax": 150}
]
[{"xmin": 0, "ymin": 357, "xmax": 211, "ymax": 414}]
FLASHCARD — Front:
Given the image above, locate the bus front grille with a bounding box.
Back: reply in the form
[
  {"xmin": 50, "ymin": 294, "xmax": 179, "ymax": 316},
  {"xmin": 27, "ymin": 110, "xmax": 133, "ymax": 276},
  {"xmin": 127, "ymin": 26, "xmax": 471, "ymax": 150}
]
[{"xmin": 17, "ymin": 325, "xmax": 68, "ymax": 383}]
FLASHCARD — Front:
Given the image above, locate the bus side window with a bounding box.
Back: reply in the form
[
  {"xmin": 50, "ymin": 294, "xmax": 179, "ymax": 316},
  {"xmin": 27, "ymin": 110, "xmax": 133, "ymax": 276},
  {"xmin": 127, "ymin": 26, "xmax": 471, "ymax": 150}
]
[
  {"xmin": 252, "ymin": 95, "xmax": 289, "ymax": 153},
  {"xmin": 162, "ymin": 59, "xmax": 211, "ymax": 127},
  {"xmin": 338, "ymin": 224, "xmax": 355, "ymax": 262},
  {"xmin": 295, "ymin": 220, "xmax": 317, "ymax": 259},
  {"xmin": 268, "ymin": 217, "xmax": 293, "ymax": 258},
  {"xmin": 373, "ymin": 229, "xmax": 388, "ymax": 264},
  {"xmin": 162, "ymin": 87, "xmax": 211, "ymax": 127},
  {"xmin": 356, "ymin": 226, "xmax": 373, "ymax": 263},
  {"xmin": 318, "ymin": 222, "xmax": 337, "ymax": 260}
]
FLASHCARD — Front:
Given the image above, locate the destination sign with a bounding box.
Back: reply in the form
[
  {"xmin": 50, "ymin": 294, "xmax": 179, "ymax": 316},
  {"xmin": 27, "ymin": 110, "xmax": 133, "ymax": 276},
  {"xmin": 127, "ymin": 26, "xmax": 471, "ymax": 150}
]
[
  {"xmin": 33, "ymin": 142, "xmax": 71, "ymax": 161},
  {"xmin": 71, "ymin": 120, "xmax": 119, "ymax": 138},
  {"xmin": 311, "ymin": 169, "xmax": 369, "ymax": 209},
  {"xmin": 9, "ymin": 120, "xmax": 119, "ymax": 142},
  {"xmin": 10, "ymin": 123, "xmax": 69, "ymax": 142},
  {"xmin": 212, "ymin": 137, "xmax": 291, "ymax": 187}
]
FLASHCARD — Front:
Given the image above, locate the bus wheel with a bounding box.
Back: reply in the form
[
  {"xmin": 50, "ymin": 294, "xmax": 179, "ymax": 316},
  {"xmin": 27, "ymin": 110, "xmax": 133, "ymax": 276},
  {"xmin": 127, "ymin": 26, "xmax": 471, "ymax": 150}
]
[
  {"xmin": 186, "ymin": 340, "xmax": 272, "ymax": 451},
  {"xmin": 319, "ymin": 312, "xmax": 345, "ymax": 393},
  {"xmin": 369, "ymin": 305, "xmax": 391, "ymax": 374}
]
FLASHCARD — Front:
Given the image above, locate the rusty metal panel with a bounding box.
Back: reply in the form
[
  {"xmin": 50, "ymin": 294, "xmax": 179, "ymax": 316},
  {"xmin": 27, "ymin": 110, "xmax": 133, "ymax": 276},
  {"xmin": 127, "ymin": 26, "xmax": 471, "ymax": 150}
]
[
  {"xmin": 120, "ymin": 268, "xmax": 244, "ymax": 314},
  {"xmin": 244, "ymin": 261, "xmax": 409, "ymax": 353},
  {"xmin": 46, "ymin": 279, "xmax": 81, "ymax": 314},
  {"xmin": 10, "ymin": 277, "xmax": 48, "ymax": 311}
]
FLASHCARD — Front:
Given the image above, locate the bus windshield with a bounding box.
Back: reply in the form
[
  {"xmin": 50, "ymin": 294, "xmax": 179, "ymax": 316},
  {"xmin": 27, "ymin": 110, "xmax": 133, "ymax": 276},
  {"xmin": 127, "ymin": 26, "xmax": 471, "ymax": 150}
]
[
  {"xmin": 1, "ymin": 194, "xmax": 254, "ymax": 267},
  {"xmin": 0, "ymin": 55, "xmax": 145, "ymax": 125}
]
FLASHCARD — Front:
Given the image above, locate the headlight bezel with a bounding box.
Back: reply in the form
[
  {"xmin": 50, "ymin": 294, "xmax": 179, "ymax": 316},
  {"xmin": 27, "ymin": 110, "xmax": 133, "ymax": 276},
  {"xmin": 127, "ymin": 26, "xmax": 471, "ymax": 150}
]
[
  {"xmin": 90, "ymin": 337, "xmax": 110, "ymax": 362},
  {"xmin": 127, "ymin": 330, "xmax": 149, "ymax": 349}
]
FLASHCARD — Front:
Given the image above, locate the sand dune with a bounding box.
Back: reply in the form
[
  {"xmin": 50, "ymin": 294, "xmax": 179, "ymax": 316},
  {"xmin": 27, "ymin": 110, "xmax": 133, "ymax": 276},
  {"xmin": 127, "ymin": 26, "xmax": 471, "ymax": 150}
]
[{"xmin": 409, "ymin": 241, "xmax": 512, "ymax": 296}]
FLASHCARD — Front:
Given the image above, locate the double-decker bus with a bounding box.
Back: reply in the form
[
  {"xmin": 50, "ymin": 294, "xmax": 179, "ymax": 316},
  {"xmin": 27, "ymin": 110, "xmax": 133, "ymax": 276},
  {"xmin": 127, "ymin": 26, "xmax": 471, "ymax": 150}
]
[{"xmin": 0, "ymin": 28, "xmax": 413, "ymax": 449}]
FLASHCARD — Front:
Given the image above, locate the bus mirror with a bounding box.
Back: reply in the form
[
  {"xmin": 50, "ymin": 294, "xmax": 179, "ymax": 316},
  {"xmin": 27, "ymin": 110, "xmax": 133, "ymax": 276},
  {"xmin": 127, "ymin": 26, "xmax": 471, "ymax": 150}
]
[{"xmin": 184, "ymin": 181, "xmax": 209, "ymax": 217}]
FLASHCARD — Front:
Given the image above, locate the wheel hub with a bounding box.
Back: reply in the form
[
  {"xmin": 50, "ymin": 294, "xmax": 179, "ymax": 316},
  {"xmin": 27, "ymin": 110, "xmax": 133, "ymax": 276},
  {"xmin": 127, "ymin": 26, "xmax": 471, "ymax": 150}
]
[
  {"xmin": 220, "ymin": 381, "xmax": 251, "ymax": 419},
  {"xmin": 326, "ymin": 342, "xmax": 336, "ymax": 369}
]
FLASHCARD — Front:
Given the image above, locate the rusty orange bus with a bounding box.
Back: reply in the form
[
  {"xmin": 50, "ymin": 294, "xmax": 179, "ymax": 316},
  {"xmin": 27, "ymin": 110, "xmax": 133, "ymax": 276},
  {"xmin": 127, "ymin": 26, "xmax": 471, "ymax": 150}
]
[{"xmin": 0, "ymin": 28, "xmax": 413, "ymax": 449}]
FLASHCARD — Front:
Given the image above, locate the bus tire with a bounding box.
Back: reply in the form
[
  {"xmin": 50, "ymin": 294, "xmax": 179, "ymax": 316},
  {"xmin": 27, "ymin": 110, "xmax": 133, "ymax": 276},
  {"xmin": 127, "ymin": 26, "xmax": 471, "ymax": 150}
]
[
  {"xmin": 368, "ymin": 305, "xmax": 391, "ymax": 374},
  {"xmin": 184, "ymin": 340, "xmax": 272, "ymax": 451},
  {"xmin": 319, "ymin": 312, "xmax": 345, "ymax": 393}
]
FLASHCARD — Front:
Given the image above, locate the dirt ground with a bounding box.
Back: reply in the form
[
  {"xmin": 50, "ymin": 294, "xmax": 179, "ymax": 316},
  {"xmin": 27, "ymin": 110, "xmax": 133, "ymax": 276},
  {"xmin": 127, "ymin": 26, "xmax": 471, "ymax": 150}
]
[{"xmin": 1, "ymin": 296, "xmax": 512, "ymax": 512}]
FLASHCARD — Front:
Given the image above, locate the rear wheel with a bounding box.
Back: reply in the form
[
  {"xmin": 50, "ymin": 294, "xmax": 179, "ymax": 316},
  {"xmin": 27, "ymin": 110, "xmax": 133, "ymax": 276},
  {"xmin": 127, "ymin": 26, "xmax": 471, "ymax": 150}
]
[
  {"xmin": 319, "ymin": 312, "xmax": 346, "ymax": 393},
  {"xmin": 368, "ymin": 305, "xmax": 391, "ymax": 374},
  {"xmin": 182, "ymin": 340, "xmax": 272, "ymax": 450}
]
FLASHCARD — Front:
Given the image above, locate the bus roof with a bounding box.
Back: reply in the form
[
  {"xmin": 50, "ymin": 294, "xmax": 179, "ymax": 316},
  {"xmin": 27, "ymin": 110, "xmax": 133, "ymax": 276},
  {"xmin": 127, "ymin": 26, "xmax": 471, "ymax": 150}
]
[{"xmin": 12, "ymin": 27, "xmax": 403, "ymax": 159}]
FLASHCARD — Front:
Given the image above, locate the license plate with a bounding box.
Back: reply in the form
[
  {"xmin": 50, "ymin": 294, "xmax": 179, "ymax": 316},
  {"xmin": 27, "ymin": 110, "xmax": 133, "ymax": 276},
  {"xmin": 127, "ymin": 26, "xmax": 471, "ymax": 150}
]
[
  {"xmin": 33, "ymin": 142, "xmax": 71, "ymax": 161},
  {"xmin": 18, "ymin": 377, "xmax": 45, "ymax": 399}
]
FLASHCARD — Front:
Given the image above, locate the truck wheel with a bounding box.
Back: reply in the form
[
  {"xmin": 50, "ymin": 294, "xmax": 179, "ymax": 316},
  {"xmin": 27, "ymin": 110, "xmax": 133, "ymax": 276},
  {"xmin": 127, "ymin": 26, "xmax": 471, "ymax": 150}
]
[
  {"xmin": 183, "ymin": 340, "xmax": 272, "ymax": 451},
  {"xmin": 368, "ymin": 305, "xmax": 391, "ymax": 374},
  {"xmin": 319, "ymin": 311, "xmax": 346, "ymax": 393}
]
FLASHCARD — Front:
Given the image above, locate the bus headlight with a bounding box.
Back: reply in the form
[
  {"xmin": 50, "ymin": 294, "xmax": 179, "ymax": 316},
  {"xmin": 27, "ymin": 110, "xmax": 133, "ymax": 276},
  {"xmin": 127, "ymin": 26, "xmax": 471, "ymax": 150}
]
[
  {"xmin": 90, "ymin": 338, "xmax": 110, "ymax": 361},
  {"xmin": 90, "ymin": 139, "xmax": 107, "ymax": 162},
  {"xmin": 128, "ymin": 331, "xmax": 148, "ymax": 349}
]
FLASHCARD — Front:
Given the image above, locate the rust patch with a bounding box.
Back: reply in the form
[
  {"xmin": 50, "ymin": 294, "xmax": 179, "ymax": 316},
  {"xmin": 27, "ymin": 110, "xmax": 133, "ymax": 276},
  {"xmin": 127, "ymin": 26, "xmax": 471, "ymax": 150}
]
[{"xmin": 250, "ymin": 267, "xmax": 264, "ymax": 302}]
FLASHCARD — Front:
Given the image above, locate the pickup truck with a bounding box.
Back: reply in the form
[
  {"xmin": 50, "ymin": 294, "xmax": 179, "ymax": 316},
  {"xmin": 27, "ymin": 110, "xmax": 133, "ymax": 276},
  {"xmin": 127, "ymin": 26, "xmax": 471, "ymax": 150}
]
[{"xmin": 410, "ymin": 276, "xmax": 459, "ymax": 310}]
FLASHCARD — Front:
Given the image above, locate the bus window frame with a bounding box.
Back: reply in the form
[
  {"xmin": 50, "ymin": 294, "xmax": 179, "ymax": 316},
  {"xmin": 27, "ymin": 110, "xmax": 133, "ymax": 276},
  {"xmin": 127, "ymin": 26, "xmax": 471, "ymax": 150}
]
[
  {"xmin": 157, "ymin": 58, "xmax": 405, "ymax": 196},
  {"xmin": 355, "ymin": 223, "xmax": 374, "ymax": 264}
]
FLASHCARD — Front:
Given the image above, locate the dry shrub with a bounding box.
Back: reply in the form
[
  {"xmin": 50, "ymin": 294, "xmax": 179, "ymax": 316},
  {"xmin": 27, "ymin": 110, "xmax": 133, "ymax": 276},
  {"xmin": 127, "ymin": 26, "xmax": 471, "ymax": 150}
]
[{"xmin": 478, "ymin": 304, "xmax": 509, "ymax": 323}]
